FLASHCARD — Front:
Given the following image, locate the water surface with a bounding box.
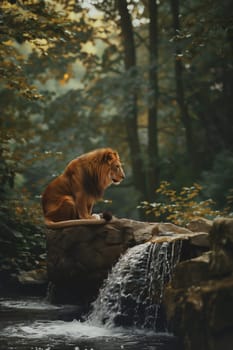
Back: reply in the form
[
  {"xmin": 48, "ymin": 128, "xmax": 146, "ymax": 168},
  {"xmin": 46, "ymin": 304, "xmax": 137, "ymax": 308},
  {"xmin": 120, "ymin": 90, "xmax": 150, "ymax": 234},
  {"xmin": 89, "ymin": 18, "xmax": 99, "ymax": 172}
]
[{"xmin": 0, "ymin": 296, "xmax": 180, "ymax": 350}]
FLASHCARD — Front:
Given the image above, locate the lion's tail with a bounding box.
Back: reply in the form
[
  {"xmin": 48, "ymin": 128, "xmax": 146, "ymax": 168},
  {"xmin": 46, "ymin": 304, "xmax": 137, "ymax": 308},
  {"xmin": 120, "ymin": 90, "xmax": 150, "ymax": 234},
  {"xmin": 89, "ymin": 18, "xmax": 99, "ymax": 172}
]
[{"xmin": 44, "ymin": 211, "xmax": 112, "ymax": 229}]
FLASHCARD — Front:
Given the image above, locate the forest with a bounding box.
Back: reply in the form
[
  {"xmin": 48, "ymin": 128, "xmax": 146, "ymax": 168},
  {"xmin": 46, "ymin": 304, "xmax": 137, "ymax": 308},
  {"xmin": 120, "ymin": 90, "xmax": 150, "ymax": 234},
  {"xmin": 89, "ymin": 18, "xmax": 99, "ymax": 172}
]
[{"xmin": 0, "ymin": 0, "xmax": 232, "ymax": 280}]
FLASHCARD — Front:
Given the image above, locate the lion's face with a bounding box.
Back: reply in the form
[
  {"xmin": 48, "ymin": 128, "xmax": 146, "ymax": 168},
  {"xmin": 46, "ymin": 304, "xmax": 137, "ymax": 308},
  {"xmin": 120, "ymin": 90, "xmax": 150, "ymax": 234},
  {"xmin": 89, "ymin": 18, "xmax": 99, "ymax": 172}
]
[
  {"xmin": 109, "ymin": 159, "xmax": 125, "ymax": 186},
  {"xmin": 102, "ymin": 150, "xmax": 125, "ymax": 188}
]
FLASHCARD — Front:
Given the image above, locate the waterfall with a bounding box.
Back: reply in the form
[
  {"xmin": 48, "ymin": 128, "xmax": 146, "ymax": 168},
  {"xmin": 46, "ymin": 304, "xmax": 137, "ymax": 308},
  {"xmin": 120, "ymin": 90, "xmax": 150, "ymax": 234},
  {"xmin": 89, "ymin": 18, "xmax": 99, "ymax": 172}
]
[{"xmin": 87, "ymin": 240, "xmax": 182, "ymax": 331}]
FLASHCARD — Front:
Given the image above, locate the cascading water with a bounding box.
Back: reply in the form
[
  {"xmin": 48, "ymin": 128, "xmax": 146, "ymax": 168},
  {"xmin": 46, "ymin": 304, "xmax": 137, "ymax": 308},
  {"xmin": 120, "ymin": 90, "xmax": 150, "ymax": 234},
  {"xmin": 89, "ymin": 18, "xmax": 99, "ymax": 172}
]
[
  {"xmin": 0, "ymin": 240, "xmax": 182, "ymax": 350},
  {"xmin": 87, "ymin": 240, "xmax": 182, "ymax": 332}
]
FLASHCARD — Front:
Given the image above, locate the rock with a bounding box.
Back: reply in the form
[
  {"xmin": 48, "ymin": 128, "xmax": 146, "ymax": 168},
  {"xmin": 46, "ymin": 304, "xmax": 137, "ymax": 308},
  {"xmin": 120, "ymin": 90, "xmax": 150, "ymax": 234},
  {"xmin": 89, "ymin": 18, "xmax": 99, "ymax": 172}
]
[
  {"xmin": 17, "ymin": 269, "xmax": 47, "ymax": 285},
  {"xmin": 114, "ymin": 218, "xmax": 156, "ymax": 243},
  {"xmin": 157, "ymin": 222, "xmax": 193, "ymax": 235},
  {"xmin": 165, "ymin": 277, "xmax": 233, "ymax": 350},
  {"xmin": 209, "ymin": 217, "xmax": 233, "ymax": 247},
  {"xmin": 186, "ymin": 217, "xmax": 213, "ymax": 233},
  {"xmin": 164, "ymin": 217, "xmax": 233, "ymax": 350},
  {"xmin": 46, "ymin": 218, "xmax": 206, "ymax": 304},
  {"xmin": 151, "ymin": 231, "xmax": 209, "ymax": 262},
  {"xmin": 170, "ymin": 252, "xmax": 212, "ymax": 289},
  {"xmin": 209, "ymin": 217, "xmax": 233, "ymax": 277},
  {"xmin": 46, "ymin": 218, "xmax": 141, "ymax": 303},
  {"xmin": 190, "ymin": 232, "xmax": 210, "ymax": 248}
]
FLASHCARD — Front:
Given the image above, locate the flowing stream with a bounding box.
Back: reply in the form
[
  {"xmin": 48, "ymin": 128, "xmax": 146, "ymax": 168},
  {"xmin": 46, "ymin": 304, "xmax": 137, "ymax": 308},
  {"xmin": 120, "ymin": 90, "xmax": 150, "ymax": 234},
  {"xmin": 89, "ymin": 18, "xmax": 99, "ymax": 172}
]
[{"xmin": 0, "ymin": 241, "xmax": 182, "ymax": 350}]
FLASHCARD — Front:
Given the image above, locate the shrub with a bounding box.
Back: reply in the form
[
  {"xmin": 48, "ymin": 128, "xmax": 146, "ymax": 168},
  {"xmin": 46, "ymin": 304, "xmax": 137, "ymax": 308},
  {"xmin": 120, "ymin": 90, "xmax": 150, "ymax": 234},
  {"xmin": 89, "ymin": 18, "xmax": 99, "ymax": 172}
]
[{"xmin": 138, "ymin": 181, "xmax": 221, "ymax": 226}]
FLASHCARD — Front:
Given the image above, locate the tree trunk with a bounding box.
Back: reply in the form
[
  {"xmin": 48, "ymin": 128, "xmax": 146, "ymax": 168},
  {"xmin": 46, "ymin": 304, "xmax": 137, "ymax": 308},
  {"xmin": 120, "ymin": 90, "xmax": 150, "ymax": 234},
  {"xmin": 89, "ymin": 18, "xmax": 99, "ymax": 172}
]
[
  {"xmin": 170, "ymin": 0, "xmax": 197, "ymax": 173},
  {"xmin": 147, "ymin": 0, "xmax": 160, "ymax": 201},
  {"xmin": 116, "ymin": 0, "xmax": 147, "ymax": 197}
]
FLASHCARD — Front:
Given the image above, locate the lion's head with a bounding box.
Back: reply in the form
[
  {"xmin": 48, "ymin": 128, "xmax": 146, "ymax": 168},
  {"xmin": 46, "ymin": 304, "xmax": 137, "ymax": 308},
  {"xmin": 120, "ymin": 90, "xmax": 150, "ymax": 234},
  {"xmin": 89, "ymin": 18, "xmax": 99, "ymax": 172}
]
[{"xmin": 98, "ymin": 148, "xmax": 125, "ymax": 189}]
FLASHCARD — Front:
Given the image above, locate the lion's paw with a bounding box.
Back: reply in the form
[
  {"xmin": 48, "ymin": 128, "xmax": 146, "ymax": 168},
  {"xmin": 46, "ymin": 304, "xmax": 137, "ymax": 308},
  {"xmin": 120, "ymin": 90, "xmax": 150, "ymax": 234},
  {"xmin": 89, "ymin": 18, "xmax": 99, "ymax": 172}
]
[{"xmin": 91, "ymin": 214, "xmax": 101, "ymax": 220}]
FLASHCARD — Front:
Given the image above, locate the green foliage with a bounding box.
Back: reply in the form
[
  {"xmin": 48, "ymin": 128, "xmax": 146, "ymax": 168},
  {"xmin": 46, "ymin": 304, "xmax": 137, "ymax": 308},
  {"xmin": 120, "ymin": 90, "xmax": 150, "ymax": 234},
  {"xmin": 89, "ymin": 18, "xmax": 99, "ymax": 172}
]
[
  {"xmin": 139, "ymin": 181, "xmax": 222, "ymax": 225},
  {"xmin": 0, "ymin": 196, "xmax": 45, "ymax": 279},
  {"xmin": 0, "ymin": 233, "xmax": 46, "ymax": 282},
  {"xmin": 0, "ymin": 123, "xmax": 46, "ymax": 278},
  {"xmin": 0, "ymin": 0, "xmax": 93, "ymax": 99}
]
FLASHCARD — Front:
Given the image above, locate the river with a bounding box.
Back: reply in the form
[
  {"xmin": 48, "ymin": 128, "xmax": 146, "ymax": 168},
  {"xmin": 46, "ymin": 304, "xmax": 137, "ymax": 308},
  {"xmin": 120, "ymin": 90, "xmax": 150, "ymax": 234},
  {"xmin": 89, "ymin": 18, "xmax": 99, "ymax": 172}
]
[{"xmin": 0, "ymin": 296, "xmax": 180, "ymax": 350}]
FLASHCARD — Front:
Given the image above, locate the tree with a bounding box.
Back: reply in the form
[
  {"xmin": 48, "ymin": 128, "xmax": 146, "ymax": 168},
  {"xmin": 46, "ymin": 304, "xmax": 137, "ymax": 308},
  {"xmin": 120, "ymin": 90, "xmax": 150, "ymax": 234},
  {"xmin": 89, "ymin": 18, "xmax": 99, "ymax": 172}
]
[
  {"xmin": 170, "ymin": 0, "xmax": 197, "ymax": 173},
  {"xmin": 116, "ymin": 0, "xmax": 147, "ymax": 198},
  {"xmin": 147, "ymin": 0, "xmax": 160, "ymax": 200},
  {"xmin": 177, "ymin": 0, "xmax": 233, "ymax": 164}
]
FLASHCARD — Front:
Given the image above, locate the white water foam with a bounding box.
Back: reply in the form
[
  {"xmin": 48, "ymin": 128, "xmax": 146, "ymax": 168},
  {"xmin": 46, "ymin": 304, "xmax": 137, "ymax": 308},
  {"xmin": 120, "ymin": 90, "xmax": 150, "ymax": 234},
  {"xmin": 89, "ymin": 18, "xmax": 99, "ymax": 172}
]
[{"xmin": 2, "ymin": 319, "xmax": 126, "ymax": 339}]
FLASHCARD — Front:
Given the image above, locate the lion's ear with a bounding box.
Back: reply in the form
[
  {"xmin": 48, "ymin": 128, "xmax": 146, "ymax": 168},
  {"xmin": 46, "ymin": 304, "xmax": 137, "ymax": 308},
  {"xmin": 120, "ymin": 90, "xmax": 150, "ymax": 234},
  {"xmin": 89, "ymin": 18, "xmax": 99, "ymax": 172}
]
[{"xmin": 102, "ymin": 151, "xmax": 117, "ymax": 164}]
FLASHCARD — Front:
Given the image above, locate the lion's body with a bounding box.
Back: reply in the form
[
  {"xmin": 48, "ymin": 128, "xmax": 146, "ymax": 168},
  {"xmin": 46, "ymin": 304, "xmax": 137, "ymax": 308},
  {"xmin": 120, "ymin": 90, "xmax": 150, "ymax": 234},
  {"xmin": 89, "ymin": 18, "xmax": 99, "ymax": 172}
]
[{"xmin": 42, "ymin": 148, "xmax": 125, "ymax": 227}]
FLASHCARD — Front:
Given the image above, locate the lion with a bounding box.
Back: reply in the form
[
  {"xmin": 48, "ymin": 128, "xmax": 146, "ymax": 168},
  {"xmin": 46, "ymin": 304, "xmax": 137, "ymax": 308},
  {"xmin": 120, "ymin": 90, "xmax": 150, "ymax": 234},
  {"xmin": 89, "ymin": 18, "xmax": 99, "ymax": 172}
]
[{"xmin": 41, "ymin": 148, "xmax": 125, "ymax": 228}]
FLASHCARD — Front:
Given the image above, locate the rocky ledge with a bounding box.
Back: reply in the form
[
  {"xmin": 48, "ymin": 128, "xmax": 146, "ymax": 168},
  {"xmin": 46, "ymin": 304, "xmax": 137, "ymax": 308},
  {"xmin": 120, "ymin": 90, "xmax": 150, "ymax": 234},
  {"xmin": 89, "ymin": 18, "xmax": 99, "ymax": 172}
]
[
  {"xmin": 46, "ymin": 216, "xmax": 233, "ymax": 350},
  {"xmin": 164, "ymin": 217, "xmax": 233, "ymax": 350},
  {"xmin": 46, "ymin": 217, "xmax": 209, "ymax": 304}
]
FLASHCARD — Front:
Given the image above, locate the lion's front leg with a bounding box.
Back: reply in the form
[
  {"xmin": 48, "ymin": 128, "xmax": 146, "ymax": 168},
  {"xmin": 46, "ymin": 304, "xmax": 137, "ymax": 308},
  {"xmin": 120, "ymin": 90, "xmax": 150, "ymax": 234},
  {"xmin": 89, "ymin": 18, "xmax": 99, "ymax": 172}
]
[{"xmin": 75, "ymin": 194, "xmax": 94, "ymax": 219}]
